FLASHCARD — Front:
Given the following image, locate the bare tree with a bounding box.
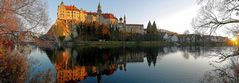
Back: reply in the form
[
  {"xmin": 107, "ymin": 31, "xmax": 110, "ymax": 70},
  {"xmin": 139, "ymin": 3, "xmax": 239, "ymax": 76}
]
[
  {"xmin": 183, "ymin": 30, "xmax": 190, "ymax": 35},
  {"xmin": 0, "ymin": 0, "xmax": 50, "ymax": 81},
  {"xmin": 0, "ymin": 0, "xmax": 49, "ymax": 34},
  {"xmin": 192, "ymin": 0, "xmax": 239, "ymax": 35},
  {"xmin": 200, "ymin": 55, "xmax": 239, "ymax": 83}
]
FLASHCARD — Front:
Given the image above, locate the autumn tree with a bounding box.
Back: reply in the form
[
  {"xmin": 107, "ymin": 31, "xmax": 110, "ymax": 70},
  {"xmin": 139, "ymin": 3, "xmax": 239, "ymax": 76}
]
[
  {"xmin": 0, "ymin": 0, "xmax": 50, "ymax": 82},
  {"xmin": 0, "ymin": 0, "xmax": 49, "ymax": 32},
  {"xmin": 100, "ymin": 23, "xmax": 110, "ymax": 40},
  {"xmin": 0, "ymin": 0, "xmax": 49, "ymax": 47},
  {"xmin": 192, "ymin": 0, "xmax": 239, "ymax": 35}
]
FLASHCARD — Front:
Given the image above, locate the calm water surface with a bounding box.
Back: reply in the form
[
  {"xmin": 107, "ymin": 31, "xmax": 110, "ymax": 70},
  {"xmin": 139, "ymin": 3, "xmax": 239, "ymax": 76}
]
[{"xmin": 27, "ymin": 46, "xmax": 233, "ymax": 83}]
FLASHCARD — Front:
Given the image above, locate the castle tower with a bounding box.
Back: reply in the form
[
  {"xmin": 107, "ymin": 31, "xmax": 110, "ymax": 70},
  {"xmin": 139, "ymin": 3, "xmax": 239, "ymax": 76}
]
[
  {"xmin": 58, "ymin": 0, "xmax": 65, "ymax": 19},
  {"xmin": 97, "ymin": 2, "xmax": 102, "ymax": 15},
  {"xmin": 60, "ymin": 0, "xmax": 64, "ymax": 5},
  {"xmin": 119, "ymin": 17, "xmax": 123, "ymax": 23}
]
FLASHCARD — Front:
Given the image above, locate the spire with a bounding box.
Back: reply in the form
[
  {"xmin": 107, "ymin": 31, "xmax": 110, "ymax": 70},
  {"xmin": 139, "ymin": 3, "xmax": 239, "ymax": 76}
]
[
  {"xmin": 97, "ymin": 2, "xmax": 102, "ymax": 14},
  {"xmin": 98, "ymin": 2, "xmax": 102, "ymax": 9},
  {"xmin": 124, "ymin": 15, "xmax": 126, "ymax": 24}
]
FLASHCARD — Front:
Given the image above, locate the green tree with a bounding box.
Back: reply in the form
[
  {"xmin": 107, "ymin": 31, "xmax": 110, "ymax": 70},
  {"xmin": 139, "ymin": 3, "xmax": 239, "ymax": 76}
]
[
  {"xmin": 146, "ymin": 21, "xmax": 158, "ymax": 41},
  {"xmin": 146, "ymin": 21, "xmax": 152, "ymax": 34}
]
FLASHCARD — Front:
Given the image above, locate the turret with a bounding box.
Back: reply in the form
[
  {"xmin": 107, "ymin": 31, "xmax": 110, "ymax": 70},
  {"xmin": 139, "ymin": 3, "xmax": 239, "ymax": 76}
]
[
  {"xmin": 60, "ymin": 0, "xmax": 64, "ymax": 5},
  {"xmin": 119, "ymin": 17, "xmax": 123, "ymax": 23}
]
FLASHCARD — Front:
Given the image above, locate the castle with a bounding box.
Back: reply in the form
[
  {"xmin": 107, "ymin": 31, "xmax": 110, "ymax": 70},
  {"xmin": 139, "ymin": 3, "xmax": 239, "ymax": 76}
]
[
  {"xmin": 57, "ymin": 1, "xmax": 118, "ymax": 26},
  {"xmin": 56, "ymin": 1, "xmax": 145, "ymax": 35}
]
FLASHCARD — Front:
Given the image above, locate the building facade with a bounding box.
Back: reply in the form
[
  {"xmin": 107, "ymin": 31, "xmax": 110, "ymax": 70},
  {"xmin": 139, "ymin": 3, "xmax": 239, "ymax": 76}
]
[
  {"xmin": 117, "ymin": 16, "xmax": 145, "ymax": 34},
  {"xmin": 57, "ymin": 1, "xmax": 118, "ymax": 26}
]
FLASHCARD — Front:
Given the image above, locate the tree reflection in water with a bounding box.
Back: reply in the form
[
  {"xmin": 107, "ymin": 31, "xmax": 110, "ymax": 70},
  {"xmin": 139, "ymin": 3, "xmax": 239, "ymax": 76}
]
[
  {"xmin": 0, "ymin": 49, "xmax": 28, "ymax": 83},
  {"xmin": 45, "ymin": 47, "xmax": 142, "ymax": 82},
  {"xmin": 1, "ymin": 45, "xmax": 226, "ymax": 82},
  {"xmin": 43, "ymin": 46, "xmax": 215, "ymax": 83},
  {"xmin": 200, "ymin": 47, "xmax": 239, "ymax": 83},
  {"xmin": 0, "ymin": 45, "xmax": 55, "ymax": 83}
]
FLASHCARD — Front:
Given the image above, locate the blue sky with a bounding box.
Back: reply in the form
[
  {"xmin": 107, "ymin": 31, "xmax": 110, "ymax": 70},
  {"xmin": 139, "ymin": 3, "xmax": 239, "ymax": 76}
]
[{"xmin": 47, "ymin": 0, "xmax": 199, "ymax": 34}]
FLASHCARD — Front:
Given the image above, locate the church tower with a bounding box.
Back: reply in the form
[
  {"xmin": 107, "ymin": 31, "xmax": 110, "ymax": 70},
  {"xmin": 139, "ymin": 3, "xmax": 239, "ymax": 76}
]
[
  {"xmin": 97, "ymin": 2, "xmax": 102, "ymax": 15},
  {"xmin": 124, "ymin": 15, "xmax": 126, "ymax": 24}
]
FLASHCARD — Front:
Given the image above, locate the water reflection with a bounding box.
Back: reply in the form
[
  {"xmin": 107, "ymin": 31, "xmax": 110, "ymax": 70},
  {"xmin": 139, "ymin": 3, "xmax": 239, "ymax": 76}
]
[
  {"xmin": 1, "ymin": 45, "xmax": 233, "ymax": 83},
  {"xmin": 41, "ymin": 46, "xmax": 221, "ymax": 83},
  {"xmin": 200, "ymin": 47, "xmax": 239, "ymax": 83},
  {"xmin": 0, "ymin": 44, "xmax": 56, "ymax": 83}
]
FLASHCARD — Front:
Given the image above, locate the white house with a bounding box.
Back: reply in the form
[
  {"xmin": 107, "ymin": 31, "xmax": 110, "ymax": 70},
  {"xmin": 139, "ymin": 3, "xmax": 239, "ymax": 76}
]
[
  {"xmin": 163, "ymin": 33, "xmax": 179, "ymax": 42},
  {"xmin": 163, "ymin": 33, "xmax": 169, "ymax": 40},
  {"xmin": 171, "ymin": 35, "xmax": 179, "ymax": 42}
]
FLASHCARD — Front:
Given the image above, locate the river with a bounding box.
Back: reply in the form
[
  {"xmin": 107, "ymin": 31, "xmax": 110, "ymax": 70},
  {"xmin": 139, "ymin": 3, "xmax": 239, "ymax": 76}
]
[{"xmin": 3, "ymin": 46, "xmax": 238, "ymax": 83}]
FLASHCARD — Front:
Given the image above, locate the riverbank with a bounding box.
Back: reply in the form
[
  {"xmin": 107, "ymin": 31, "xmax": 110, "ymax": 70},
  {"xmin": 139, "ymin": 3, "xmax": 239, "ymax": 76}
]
[
  {"xmin": 63, "ymin": 41, "xmax": 229, "ymax": 48},
  {"xmin": 68, "ymin": 41, "xmax": 175, "ymax": 47},
  {"xmin": 34, "ymin": 39, "xmax": 230, "ymax": 49}
]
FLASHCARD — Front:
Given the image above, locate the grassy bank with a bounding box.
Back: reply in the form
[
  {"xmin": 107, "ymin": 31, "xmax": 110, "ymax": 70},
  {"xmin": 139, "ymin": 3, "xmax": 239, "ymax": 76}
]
[{"xmin": 70, "ymin": 41, "xmax": 175, "ymax": 47}]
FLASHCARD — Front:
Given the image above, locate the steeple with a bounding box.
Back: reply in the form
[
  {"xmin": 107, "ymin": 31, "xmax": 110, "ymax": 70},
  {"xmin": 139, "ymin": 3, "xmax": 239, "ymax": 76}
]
[
  {"xmin": 97, "ymin": 2, "xmax": 102, "ymax": 14},
  {"xmin": 124, "ymin": 15, "xmax": 126, "ymax": 24}
]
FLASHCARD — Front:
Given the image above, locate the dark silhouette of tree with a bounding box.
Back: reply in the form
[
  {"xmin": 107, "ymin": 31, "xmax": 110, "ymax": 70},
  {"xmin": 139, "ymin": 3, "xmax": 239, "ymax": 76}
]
[
  {"xmin": 152, "ymin": 21, "xmax": 157, "ymax": 32},
  {"xmin": 146, "ymin": 21, "xmax": 152, "ymax": 35},
  {"xmin": 146, "ymin": 21, "xmax": 158, "ymax": 41}
]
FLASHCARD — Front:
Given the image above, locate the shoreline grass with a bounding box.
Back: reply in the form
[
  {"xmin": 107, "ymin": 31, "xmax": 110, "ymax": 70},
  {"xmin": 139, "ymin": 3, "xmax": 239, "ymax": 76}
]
[{"xmin": 69, "ymin": 41, "xmax": 175, "ymax": 48}]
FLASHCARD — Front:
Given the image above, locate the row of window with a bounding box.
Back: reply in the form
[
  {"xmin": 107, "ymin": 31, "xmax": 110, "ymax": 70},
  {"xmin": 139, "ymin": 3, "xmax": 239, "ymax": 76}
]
[
  {"xmin": 60, "ymin": 14, "xmax": 87, "ymax": 20},
  {"xmin": 61, "ymin": 11, "xmax": 85, "ymax": 14}
]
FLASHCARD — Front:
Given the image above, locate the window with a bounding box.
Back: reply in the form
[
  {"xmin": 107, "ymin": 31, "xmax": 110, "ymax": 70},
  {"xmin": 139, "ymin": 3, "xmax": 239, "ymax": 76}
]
[{"xmin": 61, "ymin": 14, "xmax": 64, "ymax": 18}]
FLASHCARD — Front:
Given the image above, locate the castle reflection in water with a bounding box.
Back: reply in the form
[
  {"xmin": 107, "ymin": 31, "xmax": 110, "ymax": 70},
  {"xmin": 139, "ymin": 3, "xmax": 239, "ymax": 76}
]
[{"xmin": 42, "ymin": 46, "xmax": 214, "ymax": 83}]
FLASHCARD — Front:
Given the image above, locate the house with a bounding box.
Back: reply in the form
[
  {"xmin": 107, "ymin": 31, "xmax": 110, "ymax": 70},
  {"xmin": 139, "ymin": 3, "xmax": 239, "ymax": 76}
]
[
  {"xmin": 163, "ymin": 33, "xmax": 179, "ymax": 42},
  {"xmin": 171, "ymin": 35, "xmax": 179, "ymax": 42}
]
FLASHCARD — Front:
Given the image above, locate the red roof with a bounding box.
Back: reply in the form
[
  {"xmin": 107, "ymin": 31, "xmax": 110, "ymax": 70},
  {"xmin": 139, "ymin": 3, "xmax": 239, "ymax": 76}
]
[
  {"xmin": 102, "ymin": 13, "xmax": 116, "ymax": 19},
  {"xmin": 86, "ymin": 12, "xmax": 97, "ymax": 15},
  {"xmin": 64, "ymin": 5, "xmax": 80, "ymax": 11},
  {"xmin": 79, "ymin": 12, "xmax": 117, "ymax": 19}
]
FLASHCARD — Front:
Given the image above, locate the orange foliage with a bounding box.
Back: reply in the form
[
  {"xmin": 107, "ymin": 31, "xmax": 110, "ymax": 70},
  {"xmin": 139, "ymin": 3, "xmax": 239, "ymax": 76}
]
[
  {"xmin": 0, "ymin": 36, "xmax": 14, "ymax": 54},
  {"xmin": 0, "ymin": 50, "xmax": 28, "ymax": 82},
  {"xmin": 0, "ymin": 0, "xmax": 20, "ymax": 32}
]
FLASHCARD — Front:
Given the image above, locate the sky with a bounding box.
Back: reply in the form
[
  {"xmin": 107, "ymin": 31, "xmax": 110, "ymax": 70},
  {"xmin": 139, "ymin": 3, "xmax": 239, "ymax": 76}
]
[{"xmin": 46, "ymin": 0, "xmax": 200, "ymax": 34}]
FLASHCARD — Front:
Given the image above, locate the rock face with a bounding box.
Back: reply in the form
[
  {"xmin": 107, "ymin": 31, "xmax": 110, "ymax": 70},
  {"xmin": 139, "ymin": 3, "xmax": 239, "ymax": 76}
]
[{"xmin": 46, "ymin": 19, "xmax": 72, "ymax": 41}]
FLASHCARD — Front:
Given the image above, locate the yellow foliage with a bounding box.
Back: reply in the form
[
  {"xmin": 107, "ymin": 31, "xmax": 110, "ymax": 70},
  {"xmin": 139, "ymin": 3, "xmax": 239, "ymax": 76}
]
[{"xmin": 0, "ymin": 47, "xmax": 3, "ymax": 56}]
